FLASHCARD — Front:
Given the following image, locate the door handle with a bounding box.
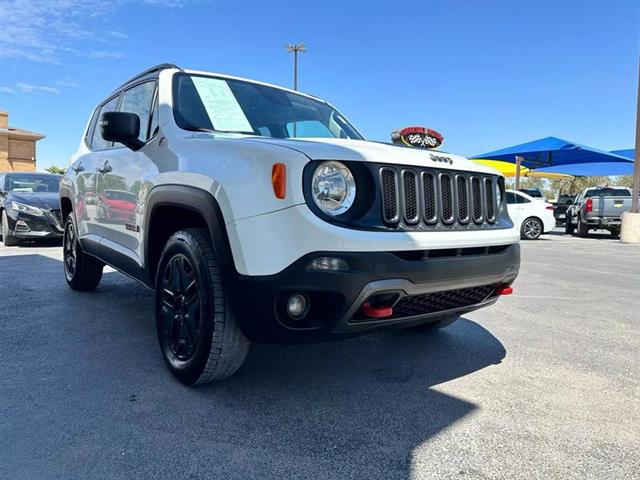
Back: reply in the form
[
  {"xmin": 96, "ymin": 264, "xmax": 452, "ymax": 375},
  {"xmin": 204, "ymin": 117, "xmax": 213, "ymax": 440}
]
[
  {"xmin": 72, "ymin": 161, "xmax": 84, "ymax": 173},
  {"xmin": 97, "ymin": 160, "xmax": 112, "ymax": 174}
]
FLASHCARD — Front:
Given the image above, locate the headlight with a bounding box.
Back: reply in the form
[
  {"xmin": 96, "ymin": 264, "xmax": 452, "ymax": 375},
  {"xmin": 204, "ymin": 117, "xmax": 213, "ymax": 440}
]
[
  {"xmin": 311, "ymin": 161, "xmax": 356, "ymax": 216},
  {"xmin": 10, "ymin": 201, "xmax": 44, "ymax": 216},
  {"xmin": 495, "ymin": 181, "xmax": 502, "ymax": 208}
]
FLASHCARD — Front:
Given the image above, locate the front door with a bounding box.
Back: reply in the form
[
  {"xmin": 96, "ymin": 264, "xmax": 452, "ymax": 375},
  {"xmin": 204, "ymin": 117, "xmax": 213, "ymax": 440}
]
[
  {"xmin": 74, "ymin": 94, "xmax": 121, "ymax": 237},
  {"xmin": 94, "ymin": 81, "xmax": 158, "ymax": 259}
]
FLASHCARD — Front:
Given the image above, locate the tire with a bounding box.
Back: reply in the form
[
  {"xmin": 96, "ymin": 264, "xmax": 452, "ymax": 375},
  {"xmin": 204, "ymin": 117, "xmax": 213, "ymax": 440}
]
[
  {"xmin": 565, "ymin": 215, "xmax": 575, "ymax": 235},
  {"xmin": 155, "ymin": 228, "xmax": 249, "ymax": 385},
  {"xmin": 521, "ymin": 217, "xmax": 543, "ymax": 240},
  {"xmin": 1, "ymin": 210, "xmax": 19, "ymax": 246},
  {"xmin": 404, "ymin": 314, "xmax": 459, "ymax": 332},
  {"xmin": 63, "ymin": 216, "xmax": 103, "ymax": 290},
  {"xmin": 610, "ymin": 228, "xmax": 620, "ymax": 238},
  {"xmin": 577, "ymin": 216, "xmax": 589, "ymax": 237}
]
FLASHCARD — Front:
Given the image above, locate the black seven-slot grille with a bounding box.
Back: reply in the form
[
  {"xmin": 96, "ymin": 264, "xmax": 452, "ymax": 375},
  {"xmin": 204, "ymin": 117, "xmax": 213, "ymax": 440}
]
[
  {"xmin": 391, "ymin": 285, "xmax": 495, "ymax": 319},
  {"xmin": 379, "ymin": 166, "xmax": 499, "ymax": 230}
]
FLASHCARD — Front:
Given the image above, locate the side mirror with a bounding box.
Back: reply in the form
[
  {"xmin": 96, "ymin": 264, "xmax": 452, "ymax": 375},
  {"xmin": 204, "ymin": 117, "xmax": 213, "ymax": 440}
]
[{"xmin": 100, "ymin": 112, "xmax": 144, "ymax": 151}]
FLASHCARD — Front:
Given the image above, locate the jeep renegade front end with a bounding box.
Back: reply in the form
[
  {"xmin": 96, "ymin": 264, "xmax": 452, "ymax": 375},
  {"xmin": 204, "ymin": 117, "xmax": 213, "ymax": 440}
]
[{"xmin": 60, "ymin": 64, "xmax": 520, "ymax": 385}]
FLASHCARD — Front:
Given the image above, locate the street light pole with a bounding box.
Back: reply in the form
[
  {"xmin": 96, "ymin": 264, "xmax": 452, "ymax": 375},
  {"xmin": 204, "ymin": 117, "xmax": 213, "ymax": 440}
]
[{"xmin": 285, "ymin": 44, "xmax": 306, "ymax": 91}]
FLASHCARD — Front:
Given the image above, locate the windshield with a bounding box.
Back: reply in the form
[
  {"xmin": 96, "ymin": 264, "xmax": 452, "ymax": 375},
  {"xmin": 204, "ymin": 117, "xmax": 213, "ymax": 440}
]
[
  {"xmin": 173, "ymin": 73, "xmax": 363, "ymax": 140},
  {"xmin": 5, "ymin": 174, "xmax": 61, "ymax": 193}
]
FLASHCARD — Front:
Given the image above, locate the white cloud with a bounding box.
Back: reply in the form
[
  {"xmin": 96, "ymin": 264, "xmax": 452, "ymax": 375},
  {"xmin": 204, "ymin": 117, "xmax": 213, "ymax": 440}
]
[
  {"xmin": 1, "ymin": 83, "xmax": 61, "ymax": 94},
  {"xmin": 0, "ymin": 0, "xmax": 182, "ymax": 64}
]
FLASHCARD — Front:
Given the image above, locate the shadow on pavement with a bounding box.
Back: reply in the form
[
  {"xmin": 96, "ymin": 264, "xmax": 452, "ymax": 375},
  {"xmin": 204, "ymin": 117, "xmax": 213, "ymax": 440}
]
[{"xmin": 2, "ymin": 253, "xmax": 506, "ymax": 479}]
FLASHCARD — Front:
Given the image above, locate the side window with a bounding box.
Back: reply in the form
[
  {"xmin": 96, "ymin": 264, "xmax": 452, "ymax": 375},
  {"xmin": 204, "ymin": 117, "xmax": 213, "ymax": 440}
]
[
  {"xmin": 91, "ymin": 95, "xmax": 121, "ymax": 150},
  {"xmin": 506, "ymin": 192, "xmax": 517, "ymax": 204},
  {"xmin": 516, "ymin": 194, "xmax": 531, "ymax": 204},
  {"xmin": 120, "ymin": 82, "xmax": 156, "ymax": 141}
]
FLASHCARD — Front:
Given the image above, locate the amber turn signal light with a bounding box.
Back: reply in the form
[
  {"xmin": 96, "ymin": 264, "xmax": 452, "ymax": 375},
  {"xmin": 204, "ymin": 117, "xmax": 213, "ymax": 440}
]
[{"xmin": 272, "ymin": 163, "xmax": 286, "ymax": 199}]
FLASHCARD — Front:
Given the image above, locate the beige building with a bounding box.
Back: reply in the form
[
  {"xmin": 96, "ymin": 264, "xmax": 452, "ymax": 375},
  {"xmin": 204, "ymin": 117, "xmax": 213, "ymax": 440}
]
[{"xmin": 0, "ymin": 111, "xmax": 45, "ymax": 173}]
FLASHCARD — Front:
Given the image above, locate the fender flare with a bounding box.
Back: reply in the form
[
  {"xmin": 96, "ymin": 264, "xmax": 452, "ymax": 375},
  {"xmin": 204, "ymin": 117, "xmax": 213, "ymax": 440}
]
[{"xmin": 143, "ymin": 185, "xmax": 234, "ymax": 281}]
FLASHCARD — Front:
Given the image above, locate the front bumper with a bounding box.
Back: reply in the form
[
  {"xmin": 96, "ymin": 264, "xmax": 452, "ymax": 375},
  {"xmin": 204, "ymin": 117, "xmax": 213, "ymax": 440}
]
[
  {"xmin": 229, "ymin": 243, "xmax": 520, "ymax": 343},
  {"xmin": 5, "ymin": 209, "xmax": 64, "ymax": 239}
]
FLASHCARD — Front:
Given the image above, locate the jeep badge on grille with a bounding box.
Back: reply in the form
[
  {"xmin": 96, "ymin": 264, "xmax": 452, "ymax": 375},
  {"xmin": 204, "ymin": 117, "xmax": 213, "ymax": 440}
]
[{"xmin": 391, "ymin": 126, "xmax": 444, "ymax": 150}]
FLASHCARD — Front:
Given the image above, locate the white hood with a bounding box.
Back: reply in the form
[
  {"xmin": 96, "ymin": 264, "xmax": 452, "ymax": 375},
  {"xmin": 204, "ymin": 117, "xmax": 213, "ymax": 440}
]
[{"xmin": 244, "ymin": 137, "xmax": 500, "ymax": 176}]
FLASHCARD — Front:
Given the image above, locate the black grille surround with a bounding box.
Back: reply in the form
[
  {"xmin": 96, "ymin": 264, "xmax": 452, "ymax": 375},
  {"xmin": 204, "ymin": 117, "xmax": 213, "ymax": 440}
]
[
  {"xmin": 302, "ymin": 160, "xmax": 511, "ymax": 232},
  {"xmin": 379, "ymin": 166, "xmax": 503, "ymax": 231}
]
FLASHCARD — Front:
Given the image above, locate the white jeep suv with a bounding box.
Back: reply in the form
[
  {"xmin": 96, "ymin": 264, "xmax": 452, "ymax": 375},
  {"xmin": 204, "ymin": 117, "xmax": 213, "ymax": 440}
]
[{"xmin": 60, "ymin": 64, "xmax": 520, "ymax": 385}]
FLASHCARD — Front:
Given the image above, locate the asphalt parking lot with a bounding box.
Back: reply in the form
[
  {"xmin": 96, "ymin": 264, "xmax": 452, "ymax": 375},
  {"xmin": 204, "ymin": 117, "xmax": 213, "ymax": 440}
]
[{"xmin": 1, "ymin": 230, "xmax": 639, "ymax": 479}]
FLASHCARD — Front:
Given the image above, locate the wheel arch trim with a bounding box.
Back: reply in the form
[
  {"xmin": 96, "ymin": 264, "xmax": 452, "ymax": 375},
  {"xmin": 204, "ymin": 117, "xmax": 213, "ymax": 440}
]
[{"xmin": 143, "ymin": 185, "xmax": 234, "ymax": 285}]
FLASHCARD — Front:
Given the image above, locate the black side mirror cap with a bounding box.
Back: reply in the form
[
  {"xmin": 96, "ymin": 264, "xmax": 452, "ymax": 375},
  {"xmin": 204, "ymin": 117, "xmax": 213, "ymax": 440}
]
[{"xmin": 100, "ymin": 111, "xmax": 144, "ymax": 151}]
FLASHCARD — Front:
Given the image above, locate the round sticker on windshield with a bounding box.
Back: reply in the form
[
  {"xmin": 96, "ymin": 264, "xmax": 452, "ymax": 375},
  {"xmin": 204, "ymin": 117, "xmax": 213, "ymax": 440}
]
[{"xmin": 391, "ymin": 126, "xmax": 444, "ymax": 149}]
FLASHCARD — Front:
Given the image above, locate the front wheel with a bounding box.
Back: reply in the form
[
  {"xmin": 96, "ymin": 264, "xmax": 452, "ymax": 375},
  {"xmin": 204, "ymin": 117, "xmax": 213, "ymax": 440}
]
[
  {"xmin": 63, "ymin": 216, "xmax": 103, "ymax": 290},
  {"xmin": 155, "ymin": 229, "xmax": 249, "ymax": 385},
  {"xmin": 521, "ymin": 217, "xmax": 543, "ymax": 240}
]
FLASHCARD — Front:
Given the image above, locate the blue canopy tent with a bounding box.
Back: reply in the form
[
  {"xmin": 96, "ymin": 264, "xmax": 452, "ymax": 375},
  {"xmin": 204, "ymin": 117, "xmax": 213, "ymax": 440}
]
[
  {"xmin": 474, "ymin": 137, "xmax": 634, "ymax": 188},
  {"xmin": 500, "ymin": 148, "xmax": 635, "ymax": 177}
]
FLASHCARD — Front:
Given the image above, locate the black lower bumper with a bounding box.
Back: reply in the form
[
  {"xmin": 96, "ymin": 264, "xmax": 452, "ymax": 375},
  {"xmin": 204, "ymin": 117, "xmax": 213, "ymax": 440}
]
[
  {"xmin": 6, "ymin": 210, "xmax": 63, "ymax": 240},
  {"xmin": 229, "ymin": 243, "xmax": 520, "ymax": 344}
]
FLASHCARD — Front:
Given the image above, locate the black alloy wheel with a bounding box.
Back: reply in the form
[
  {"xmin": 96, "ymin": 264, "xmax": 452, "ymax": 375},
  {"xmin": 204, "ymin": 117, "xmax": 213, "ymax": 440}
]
[
  {"xmin": 159, "ymin": 254, "xmax": 202, "ymax": 362},
  {"xmin": 155, "ymin": 229, "xmax": 249, "ymax": 385}
]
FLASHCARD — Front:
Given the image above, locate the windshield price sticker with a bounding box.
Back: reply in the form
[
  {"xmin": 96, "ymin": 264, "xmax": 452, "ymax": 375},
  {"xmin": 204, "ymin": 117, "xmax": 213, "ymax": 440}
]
[{"xmin": 192, "ymin": 77, "xmax": 253, "ymax": 133}]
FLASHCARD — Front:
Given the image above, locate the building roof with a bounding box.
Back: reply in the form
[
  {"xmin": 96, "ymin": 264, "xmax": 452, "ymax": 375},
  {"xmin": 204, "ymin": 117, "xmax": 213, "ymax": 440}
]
[{"xmin": 0, "ymin": 127, "xmax": 45, "ymax": 141}]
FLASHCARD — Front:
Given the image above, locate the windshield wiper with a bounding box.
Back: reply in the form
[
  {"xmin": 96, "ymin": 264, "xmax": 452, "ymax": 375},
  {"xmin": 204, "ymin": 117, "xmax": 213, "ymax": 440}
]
[{"xmin": 183, "ymin": 124, "xmax": 255, "ymax": 135}]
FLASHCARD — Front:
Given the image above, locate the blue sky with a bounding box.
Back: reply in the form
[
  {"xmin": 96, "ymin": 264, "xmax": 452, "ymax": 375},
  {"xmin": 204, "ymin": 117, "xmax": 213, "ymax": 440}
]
[{"xmin": 0, "ymin": 0, "xmax": 638, "ymax": 171}]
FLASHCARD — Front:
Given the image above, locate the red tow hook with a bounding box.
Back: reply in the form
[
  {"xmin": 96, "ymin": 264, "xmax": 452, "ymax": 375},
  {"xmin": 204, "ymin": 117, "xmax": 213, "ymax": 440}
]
[
  {"xmin": 361, "ymin": 302, "xmax": 394, "ymax": 319},
  {"xmin": 495, "ymin": 285, "xmax": 513, "ymax": 296}
]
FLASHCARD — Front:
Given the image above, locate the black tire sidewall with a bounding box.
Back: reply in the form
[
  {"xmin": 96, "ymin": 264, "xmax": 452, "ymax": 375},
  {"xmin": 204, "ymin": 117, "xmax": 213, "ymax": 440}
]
[{"xmin": 155, "ymin": 232, "xmax": 219, "ymax": 385}]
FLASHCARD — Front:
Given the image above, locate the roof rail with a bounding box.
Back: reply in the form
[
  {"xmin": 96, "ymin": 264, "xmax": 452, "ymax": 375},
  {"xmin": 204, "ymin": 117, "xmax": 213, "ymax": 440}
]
[{"xmin": 114, "ymin": 63, "xmax": 181, "ymax": 92}]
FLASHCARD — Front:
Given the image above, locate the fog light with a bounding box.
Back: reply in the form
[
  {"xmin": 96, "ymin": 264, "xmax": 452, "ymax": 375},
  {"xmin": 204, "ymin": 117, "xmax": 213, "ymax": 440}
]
[
  {"xmin": 287, "ymin": 294, "xmax": 309, "ymax": 319},
  {"xmin": 307, "ymin": 256, "xmax": 349, "ymax": 272},
  {"xmin": 15, "ymin": 220, "xmax": 30, "ymax": 232}
]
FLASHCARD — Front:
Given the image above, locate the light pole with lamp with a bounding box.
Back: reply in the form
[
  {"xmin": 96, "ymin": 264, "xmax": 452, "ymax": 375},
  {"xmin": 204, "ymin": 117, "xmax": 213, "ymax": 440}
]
[{"xmin": 285, "ymin": 44, "xmax": 306, "ymax": 91}]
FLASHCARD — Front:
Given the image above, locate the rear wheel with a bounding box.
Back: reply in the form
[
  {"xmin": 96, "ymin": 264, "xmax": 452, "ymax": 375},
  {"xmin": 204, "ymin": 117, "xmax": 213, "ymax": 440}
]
[
  {"xmin": 155, "ymin": 228, "xmax": 249, "ymax": 385},
  {"xmin": 521, "ymin": 217, "xmax": 543, "ymax": 240},
  {"xmin": 404, "ymin": 314, "xmax": 459, "ymax": 332},
  {"xmin": 577, "ymin": 216, "xmax": 589, "ymax": 237},
  {"xmin": 63, "ymin": 216, "xmax": 103, "ymax": 290},
  {"xmin": 1, "ymin": 210, "xmax": 18, "ymax": 246}
]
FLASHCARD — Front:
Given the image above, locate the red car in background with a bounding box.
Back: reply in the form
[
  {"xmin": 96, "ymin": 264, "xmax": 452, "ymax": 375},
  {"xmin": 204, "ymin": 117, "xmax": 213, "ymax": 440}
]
[{"xmin": 98, "ymin": 190, "xmax": 136, "ymax": 222}]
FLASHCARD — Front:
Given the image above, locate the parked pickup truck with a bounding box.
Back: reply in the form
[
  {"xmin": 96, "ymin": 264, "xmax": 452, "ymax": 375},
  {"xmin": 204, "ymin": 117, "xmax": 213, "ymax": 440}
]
[
  {"xmin": 59, "ymin": 64, "xmax": 520, "ymax": 385},
  {"xmin": 565, "ymin": 186, "xmax": 633, "ymax": 237}
]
